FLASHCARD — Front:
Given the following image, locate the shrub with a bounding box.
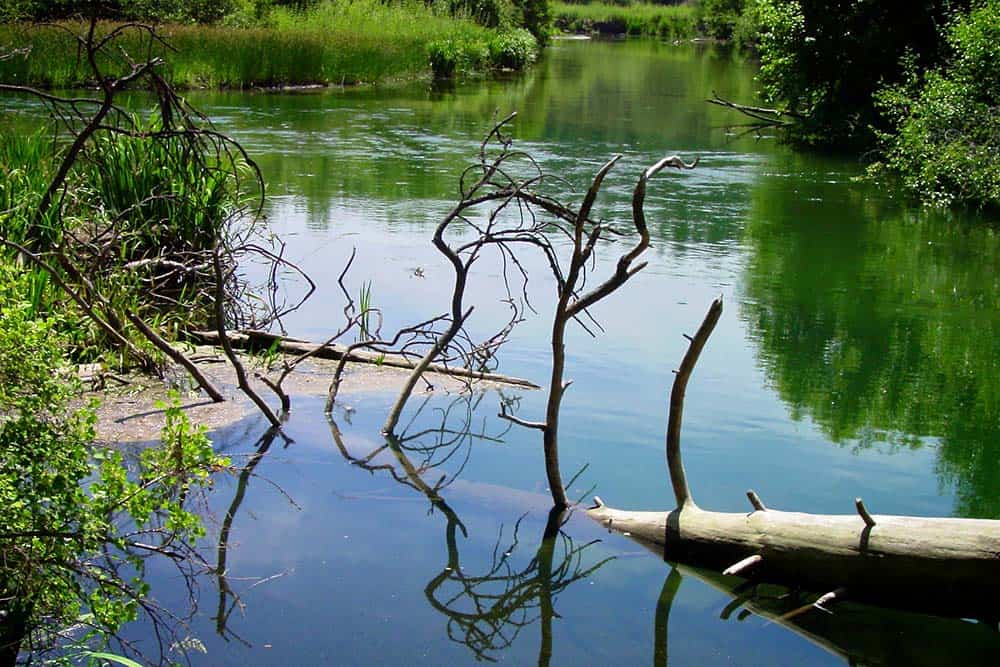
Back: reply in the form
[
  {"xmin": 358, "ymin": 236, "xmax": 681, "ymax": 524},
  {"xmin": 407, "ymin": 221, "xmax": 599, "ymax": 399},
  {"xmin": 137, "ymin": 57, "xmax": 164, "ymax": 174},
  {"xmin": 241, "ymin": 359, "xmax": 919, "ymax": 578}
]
[
  {"xmin": 0, "ymin": 293, "xmax": 227, "ymax": 658},
  {"xmin": 754, "ymin": 0, "xmax": 971, "ymax": 148},
  {"xmin": 428, "ymin": 36, "xmax": 491, "ymax": 77},
  {"xmin": 489, "ymin": 28, "xmax": 538, "ymax": 69},
  {"xmin": 695, "ymin": 0, "xmax": 745, "ymax": 40},
  {"xmin": 873, "ymin": 0, "xmax": 1000, "ymax": 209}
]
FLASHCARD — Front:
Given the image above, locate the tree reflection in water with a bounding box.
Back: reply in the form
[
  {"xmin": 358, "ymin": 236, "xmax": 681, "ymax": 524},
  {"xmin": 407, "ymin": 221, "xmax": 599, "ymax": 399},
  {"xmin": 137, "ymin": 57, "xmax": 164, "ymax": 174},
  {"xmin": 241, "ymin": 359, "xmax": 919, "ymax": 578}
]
[
  {"xmin": 328, "ymin": 393, "xmax": 613, "ymax": 664},
  {"xmin": 651, "ymin": 561, "xmax": 1000, "ymax": 666},
  {"xmin": 213, "ymin": 425, "xmax": 284, "ymax": 646}
]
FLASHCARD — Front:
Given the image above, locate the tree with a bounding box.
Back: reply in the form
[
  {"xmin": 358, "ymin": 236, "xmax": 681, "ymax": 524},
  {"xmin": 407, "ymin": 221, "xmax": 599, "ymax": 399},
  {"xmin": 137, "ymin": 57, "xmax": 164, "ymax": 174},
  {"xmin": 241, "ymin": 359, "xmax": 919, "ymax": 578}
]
[
  {"xmin": 872, "ymin": 0, "xmax": 1000, "ymax": 208},
  {"xmin": 754, "ymin": 0, "xmax": 971, "ymax": 148}
]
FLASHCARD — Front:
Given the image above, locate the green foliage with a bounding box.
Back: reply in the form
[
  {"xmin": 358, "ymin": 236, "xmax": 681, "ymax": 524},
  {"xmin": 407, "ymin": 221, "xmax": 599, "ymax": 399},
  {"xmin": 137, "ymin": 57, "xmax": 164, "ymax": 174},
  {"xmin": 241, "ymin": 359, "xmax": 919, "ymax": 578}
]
[
  {"xmin": 358, "ymin": 280, "xmax": 375, "ymax": 342},
  {"xmin": 429, "ymin": 35, "xmax": 491, "ymax": 77},
  {"xmin": 552, "ymin": 1, "xmax": 697, "ymax": 39},
  {"xmin": 80, "ymin": 127, "xmax": 237, "ymax": 256},
  {"xmin": 513, "ymin": 0, "xmax": 552, "ymax": 44},
  {"xmin": 489, "ymin": 27, "xmax": 538, "ymax": 69},
  {"xmin": 695, "ymin": 0, "xmax": 745, "ymax": 40},
  {"xmin": 754, "ymin": 0, "xmax": 970, "ymax": 148},
  {"xmin": 0, "ymin": 298, "xmax": 227, "ymax": 656},
  {"xmin": 0, "ymin": 0, "xmax": 239, "ymax": 23},
  {"xmin": 448, "ymin": 0, "xmax": 520, "ymax": 28},
  {"xmin": 0, "ymin": 1, "xmax": 513, "ymax": 88},
  {"xmin": 0, "ymin": 124, "xmax": 246, "ymax": 363},
  {"xmin": 0, "ymin": 128, "xmax": 59, "ymax": 248},
  {"xmin": 428, "ymin": 27, "xmax": 537, "ymax": 77},
  {"xmin": 873, "ymin": 0, "xmax": 1000, "ymax": 209}
]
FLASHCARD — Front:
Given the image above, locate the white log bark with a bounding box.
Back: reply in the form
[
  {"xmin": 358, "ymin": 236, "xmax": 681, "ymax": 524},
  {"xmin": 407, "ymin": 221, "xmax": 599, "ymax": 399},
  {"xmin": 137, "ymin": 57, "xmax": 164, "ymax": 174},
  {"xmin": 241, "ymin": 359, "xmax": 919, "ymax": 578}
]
[{"xmin": 587, "ymin": 500, "xmax": 1000, "ymax": 618}]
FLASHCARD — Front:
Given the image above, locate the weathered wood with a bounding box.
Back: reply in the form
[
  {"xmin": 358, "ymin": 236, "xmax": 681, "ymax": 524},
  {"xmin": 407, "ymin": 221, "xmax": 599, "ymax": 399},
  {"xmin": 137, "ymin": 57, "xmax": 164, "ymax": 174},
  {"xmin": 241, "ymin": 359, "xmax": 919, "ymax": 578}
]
[
  {"xmin": 587, "ymin": 500, "xmax": 1000, "ymax": 618},
  {"xmin": 586, "ymin": 298, "xmax": 1000, "ymax": 620},
  {"xmin": 187, "ymin": 329, "xmax": 541, "ymax": 389},
  {"xmin": 722, "ymin": 553, "xmax": 762, "ymax": 576}
]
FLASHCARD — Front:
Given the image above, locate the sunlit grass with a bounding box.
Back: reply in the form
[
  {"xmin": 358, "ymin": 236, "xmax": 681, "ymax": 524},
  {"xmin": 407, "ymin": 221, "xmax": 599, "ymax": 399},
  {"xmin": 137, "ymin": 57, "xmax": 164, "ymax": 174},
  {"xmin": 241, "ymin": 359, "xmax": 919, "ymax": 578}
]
[
  {"xmin": 553, "ymin": 1, "xmax": 698, "ymax": 39},
  {"xmin": 0, "ymin": 0, "xmax": 498, "ymax": 88}
]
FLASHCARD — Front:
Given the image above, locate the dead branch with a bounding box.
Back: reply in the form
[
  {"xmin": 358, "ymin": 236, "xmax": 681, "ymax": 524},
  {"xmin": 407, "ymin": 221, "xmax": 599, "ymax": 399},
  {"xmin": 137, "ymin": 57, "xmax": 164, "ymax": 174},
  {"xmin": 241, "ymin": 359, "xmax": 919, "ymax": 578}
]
[
  {"xmin": 489, "ymin": 151, "xmax": 697, "ymax": 509},
  {"xmin": 667, "ymin": 296, "xmax": 722, "ymax": 508},
  {"xmin": 212, "ymin": 248, "xmax": 282, "ymax": 429},
  {"xmin": 707, "ymin": 92, "xmax": 804, "ymax": 125},
  {"xmin": 586, "ymin": 298, "xmax": 1000, "ymax": 620}
]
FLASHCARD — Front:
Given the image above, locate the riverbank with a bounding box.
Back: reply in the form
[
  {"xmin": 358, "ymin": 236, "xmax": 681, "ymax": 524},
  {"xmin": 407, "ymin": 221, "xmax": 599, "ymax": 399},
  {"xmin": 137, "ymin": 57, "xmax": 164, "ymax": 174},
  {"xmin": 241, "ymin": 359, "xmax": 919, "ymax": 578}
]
[
  {"xmin": 553, "ymin": 1, "xmax": 698, "ymax": 40},
  {"xmin": 88, "ymin": 346, "xmax": 513, "ymax": 444},
  {"xmin": 0, "ymin": 0, "xmax": 536, "ymax": 89}
]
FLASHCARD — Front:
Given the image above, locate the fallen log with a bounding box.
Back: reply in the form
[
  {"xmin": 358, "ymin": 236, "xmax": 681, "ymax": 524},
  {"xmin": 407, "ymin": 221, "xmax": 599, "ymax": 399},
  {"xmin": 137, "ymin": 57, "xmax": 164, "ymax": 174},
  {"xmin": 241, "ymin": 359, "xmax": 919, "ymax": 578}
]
[
  {"xmin": 187, "ymin": 329, "xmax": 541, "ymax": 390},
  {"xmin": 586, "ymin": 298, "xmax": 1000, "ymax": 620}
]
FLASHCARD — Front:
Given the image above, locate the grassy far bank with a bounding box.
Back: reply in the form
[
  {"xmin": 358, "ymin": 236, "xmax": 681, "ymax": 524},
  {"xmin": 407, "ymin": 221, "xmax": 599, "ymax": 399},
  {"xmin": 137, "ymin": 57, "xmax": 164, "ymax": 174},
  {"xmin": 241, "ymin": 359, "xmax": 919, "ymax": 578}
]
[
  {"xmin": 552, "ymin": 1, "xmax": 697, "ymax": 39},
  {"xmin": 0, "ymin": 0, "xmax": 539, "ymax": 88}
]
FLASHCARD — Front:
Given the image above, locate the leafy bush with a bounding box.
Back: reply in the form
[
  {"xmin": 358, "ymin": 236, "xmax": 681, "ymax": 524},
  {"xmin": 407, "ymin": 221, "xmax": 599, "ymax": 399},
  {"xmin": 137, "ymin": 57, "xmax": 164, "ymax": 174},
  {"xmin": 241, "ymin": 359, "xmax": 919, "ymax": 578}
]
[
  {"xmin": 428, "ymin": 28, "xmax": 536, "ymax": 77},
  {"xmin": 754, "ymin": 0, "xmax": 971, "ymax": 148},
  {"xmin": 428, "ymin": 35, "xmax": 491, "ymax": 77},
  {"xmin": 873, "ymin": 0, "xmax": 1000, "ymax": 208},
  {"xmin": 489, "ymin": 28, "xmax": 538, "ymax": 69},
  {"xmin": 0, "ymin": 294, "xmax": 227, "ymax": 658},
  {"xmin": 513, "ymin": 0, "xmax": 552, "ymax": 44},
  {"xmin": 695, "ymin": 0, "xmax": 745, "ymax": 40}
]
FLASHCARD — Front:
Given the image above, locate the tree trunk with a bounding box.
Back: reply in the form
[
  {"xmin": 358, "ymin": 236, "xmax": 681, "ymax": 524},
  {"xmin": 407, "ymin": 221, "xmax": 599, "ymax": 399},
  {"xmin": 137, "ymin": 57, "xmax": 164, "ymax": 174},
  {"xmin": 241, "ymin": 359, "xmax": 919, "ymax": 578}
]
[
  {"xmin": 587, "ymin": 500, "xmax": 1000, "ymax": 619},
  {"xmin": 585, "ymin": 297, "xmax": 1000, "ymax": 621}
]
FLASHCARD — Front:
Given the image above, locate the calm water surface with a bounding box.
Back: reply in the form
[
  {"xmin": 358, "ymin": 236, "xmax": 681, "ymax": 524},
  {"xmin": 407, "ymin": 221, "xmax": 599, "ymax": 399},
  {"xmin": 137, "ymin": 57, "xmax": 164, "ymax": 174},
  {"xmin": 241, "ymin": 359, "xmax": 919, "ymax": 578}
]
[{"xmin": 36, "ymin": 39, "xmax": 1000, "ymax": 664}]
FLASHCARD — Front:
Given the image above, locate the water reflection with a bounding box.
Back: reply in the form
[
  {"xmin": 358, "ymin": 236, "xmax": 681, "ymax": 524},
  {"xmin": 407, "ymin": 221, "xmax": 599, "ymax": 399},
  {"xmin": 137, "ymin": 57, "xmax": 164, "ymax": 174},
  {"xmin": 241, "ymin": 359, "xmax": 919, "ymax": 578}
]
[
  {"xmin": 214, "ymin": 426, "xmax": 283, "ymax": 646},
  {"xmin": 742, "ymin": 164, "xmax": 1000, "ymax": 517},
  {"xmin": 651, "ymin": 563, "xmax": 1000, "ymax": 666},
  {"xmin": 325, "ymin": 394, "xmax": 612, "ymax": 664}
]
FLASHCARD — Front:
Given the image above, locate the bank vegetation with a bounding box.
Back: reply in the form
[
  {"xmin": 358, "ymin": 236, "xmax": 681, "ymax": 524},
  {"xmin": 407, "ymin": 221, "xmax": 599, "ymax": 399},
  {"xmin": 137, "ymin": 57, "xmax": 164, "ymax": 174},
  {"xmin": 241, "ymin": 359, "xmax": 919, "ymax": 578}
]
[{"xmin": 0, "ymin": 0, "xmax": 549, "ymax": 88}]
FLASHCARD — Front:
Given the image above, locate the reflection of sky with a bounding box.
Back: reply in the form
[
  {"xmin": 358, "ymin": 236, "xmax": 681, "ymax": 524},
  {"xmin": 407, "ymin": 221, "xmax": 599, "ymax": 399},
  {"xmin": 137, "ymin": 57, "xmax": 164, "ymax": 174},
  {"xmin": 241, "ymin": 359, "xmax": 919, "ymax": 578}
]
[{"xmin": 136, "ymin": 398, "xmax": 847, "ymax": 666}]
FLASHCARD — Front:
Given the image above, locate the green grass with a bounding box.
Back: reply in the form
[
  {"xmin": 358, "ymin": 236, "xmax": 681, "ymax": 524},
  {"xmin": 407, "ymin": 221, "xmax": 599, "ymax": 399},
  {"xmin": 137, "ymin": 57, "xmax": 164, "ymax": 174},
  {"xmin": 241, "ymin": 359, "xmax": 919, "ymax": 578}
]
[
  {"xmin": 0, "ymin": 128, "xmax": 57, "ymax": 246},
  {"xmin": 0, "ymin": 0, "xmax": 513, "ymax": 88},
  {"xmin": 553, "ymin": 1, "xmax": 698, "ymax": 40}
]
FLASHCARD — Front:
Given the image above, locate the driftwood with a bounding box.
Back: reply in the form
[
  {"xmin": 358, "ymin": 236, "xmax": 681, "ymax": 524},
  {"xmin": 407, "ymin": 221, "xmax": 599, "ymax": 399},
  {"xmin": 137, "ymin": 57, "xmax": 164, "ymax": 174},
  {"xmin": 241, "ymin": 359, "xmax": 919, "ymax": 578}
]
[
  {"xmin": 586, "ymin": 297, "xmax": 1000, "ymax": 620},
  {"xmin": 187, "ymin": 329, "xmax": 541, "ymax": 390}
]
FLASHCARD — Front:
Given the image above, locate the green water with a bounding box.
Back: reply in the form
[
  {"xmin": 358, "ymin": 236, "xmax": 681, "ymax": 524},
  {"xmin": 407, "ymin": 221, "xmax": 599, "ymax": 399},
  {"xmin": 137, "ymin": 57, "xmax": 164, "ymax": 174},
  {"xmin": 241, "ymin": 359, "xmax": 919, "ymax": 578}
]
[{"xmin": 8, "ymin": 38, "xmax": 999, "ymax": 664}]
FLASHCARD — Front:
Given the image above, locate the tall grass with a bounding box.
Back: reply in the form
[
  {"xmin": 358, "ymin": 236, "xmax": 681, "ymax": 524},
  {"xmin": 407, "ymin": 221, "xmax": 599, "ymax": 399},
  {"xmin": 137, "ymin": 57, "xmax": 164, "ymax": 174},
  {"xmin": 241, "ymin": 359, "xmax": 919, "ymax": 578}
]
[
  {"xmin": 553, "ymin": 1, "xmax": 698, "ymax": 39},
  {"xmin": 0, "ymin": 128, "xmax": 60, "ymax": 247},
  {"xmin": 81, "ymin": 130, "xmax": 237, "ymax": 255},
  {"xmin": 0, "ymin": 126, "xmax": 247, "ymax": 357},
  {"xmin": 0, "ymin": 0, "xmax": 506, "ymax": 88}
]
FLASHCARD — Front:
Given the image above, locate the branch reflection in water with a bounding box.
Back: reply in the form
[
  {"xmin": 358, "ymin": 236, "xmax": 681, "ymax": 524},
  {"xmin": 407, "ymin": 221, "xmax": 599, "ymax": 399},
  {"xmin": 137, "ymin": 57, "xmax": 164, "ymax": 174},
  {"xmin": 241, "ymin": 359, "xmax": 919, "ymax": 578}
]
[
  {"xmin": 213, "ymin": 425, "xmax": 288, "ymax": 646},
  {"xmin": 327, "ymin": 392, "xmax": 614, "ymax": 664},
  {"xmin": 651, "ymin": 562, "xmax": 1000, "ymax": 666}
]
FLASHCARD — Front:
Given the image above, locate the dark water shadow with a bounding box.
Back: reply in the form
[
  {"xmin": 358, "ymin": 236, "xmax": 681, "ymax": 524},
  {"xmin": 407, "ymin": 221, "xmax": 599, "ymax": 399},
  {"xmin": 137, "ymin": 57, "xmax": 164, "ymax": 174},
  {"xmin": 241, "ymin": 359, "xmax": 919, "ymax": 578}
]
[{"xmin": 650, "ymin": 561, "xmax": 1000, "ymax": 666}]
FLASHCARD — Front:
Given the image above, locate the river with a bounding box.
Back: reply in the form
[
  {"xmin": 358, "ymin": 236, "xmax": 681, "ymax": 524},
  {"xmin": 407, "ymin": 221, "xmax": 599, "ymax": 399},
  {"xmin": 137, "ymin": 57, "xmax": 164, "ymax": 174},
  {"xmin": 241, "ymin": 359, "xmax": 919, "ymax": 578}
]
[{"xmin": 27, "ymin": 38, "xmax": 1000, "ymax": 664}]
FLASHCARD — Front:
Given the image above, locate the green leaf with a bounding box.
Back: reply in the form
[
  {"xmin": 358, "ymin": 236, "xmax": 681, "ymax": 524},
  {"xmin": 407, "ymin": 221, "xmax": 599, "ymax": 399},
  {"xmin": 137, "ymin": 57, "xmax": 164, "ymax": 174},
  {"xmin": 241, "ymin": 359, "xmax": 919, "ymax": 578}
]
[{"xmin": 79, "ymin": 651, "xmax": 145, "ymax": 667}]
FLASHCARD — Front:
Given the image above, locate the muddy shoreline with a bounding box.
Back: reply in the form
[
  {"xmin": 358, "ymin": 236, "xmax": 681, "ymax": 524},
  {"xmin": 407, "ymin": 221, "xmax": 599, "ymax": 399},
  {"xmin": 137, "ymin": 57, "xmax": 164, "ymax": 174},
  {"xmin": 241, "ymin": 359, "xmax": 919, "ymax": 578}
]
[{"xmin": 87, "ymin": 347, "xmax": 526, "ymax": 444}]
